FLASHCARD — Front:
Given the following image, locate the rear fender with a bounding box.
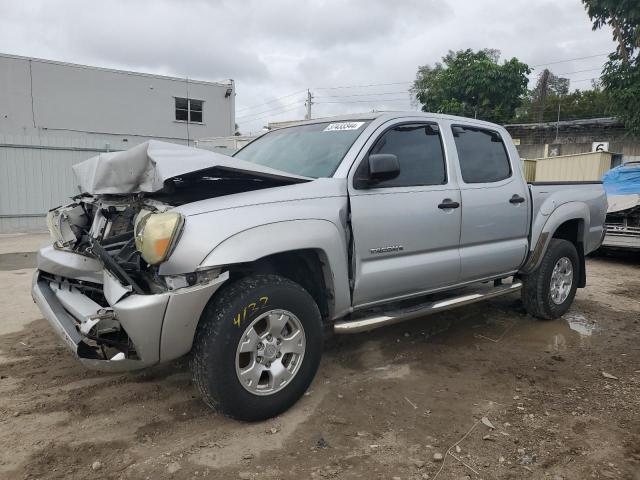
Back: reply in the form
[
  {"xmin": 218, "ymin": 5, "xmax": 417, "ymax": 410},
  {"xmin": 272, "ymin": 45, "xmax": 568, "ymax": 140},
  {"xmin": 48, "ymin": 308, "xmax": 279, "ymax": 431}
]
[{"xmin": 522, "ymin": 202, "xmax": 589, "ymax": 274}]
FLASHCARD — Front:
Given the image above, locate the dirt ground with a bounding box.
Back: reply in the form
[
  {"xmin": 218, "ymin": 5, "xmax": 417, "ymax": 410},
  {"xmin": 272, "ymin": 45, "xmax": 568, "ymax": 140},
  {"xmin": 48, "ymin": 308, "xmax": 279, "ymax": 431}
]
[{"xmin": 0, "ymin": 235, "xmax": 638, "ymax": 480}]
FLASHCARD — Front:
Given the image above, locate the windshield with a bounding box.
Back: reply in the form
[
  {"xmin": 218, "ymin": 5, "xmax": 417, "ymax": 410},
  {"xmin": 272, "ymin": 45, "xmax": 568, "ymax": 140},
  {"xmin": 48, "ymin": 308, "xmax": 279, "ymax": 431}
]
[{"xmin": 233, "ymin": 120, "xmax": 370, "ymax": 178}]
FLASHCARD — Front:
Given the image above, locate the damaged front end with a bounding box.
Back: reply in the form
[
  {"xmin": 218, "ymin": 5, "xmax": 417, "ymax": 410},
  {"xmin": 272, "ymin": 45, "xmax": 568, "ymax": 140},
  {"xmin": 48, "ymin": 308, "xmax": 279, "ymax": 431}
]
[
  {"xmin": 32, "ymin": 140, "xmax": 310, "ymax": 371},
  {"xmin": 34, "ymin": 193, "xmax": 228, "ymax": 371}
]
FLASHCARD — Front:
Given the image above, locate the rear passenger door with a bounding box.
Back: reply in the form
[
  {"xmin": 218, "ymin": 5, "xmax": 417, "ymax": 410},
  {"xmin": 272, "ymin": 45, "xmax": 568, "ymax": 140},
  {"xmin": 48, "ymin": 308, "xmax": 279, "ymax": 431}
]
[
  {"xmin": 451, "ymin": 125, "xmax": 529, "ymax": 282},
  {"xmin": 348, "ymin": 122, "xmax": 461, "ymax": 308}
]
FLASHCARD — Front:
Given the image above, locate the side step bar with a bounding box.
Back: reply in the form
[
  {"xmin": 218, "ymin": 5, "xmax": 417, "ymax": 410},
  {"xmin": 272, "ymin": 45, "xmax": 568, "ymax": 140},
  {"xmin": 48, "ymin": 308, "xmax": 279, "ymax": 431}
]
[{"xmin": 334, "ymin": 281, "xmax": 522, "ymax": 334}]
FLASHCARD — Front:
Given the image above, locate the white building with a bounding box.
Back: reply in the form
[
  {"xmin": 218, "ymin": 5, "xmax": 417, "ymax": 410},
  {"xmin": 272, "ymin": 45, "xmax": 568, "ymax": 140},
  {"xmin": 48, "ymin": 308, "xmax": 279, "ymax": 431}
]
[{"xmin": 0, "ymin": 52, "xmax": 235, "ymax": 148}]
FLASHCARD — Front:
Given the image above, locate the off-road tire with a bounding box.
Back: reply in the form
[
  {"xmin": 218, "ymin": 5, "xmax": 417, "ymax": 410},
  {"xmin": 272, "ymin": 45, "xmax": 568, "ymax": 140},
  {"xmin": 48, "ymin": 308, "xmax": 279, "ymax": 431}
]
[
  {"xmin": 521, "ymin": 239, "xmax": 579, "ymax": 320},
  {"xmin": 190, "ymin": 274, "xmax": 323, "ymax": 421}
]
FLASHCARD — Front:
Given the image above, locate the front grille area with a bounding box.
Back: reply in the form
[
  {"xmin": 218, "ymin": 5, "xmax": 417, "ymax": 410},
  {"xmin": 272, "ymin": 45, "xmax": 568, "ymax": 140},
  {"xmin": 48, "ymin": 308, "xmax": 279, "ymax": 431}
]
[{"xmin": 39, "ymin": 272, "xmax": 109, "ymax": 307}]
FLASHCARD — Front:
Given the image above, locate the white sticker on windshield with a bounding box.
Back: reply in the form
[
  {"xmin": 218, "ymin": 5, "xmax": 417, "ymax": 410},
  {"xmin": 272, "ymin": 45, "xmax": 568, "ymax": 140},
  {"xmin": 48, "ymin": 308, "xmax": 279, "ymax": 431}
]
[{"xmin": 323, "ymin": 122, "xmax": 365, "ymax": 132}]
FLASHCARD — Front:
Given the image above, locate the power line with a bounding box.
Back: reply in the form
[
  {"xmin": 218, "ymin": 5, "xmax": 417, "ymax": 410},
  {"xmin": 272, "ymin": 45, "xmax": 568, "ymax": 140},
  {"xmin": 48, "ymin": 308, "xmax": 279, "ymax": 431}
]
[
  {"xmin": 315, "ymin": 90, "xmax": 410, "ymax": 99},
  {"xmin": 528, "ymin": 67, "xmax": 603, "ymax": 77},
  {"xmin": 531, "ymin": 53, "xmax": 609, "ymax": 68},
  {"xmin": 236, "ymin": 98, "xmax": 305, "ymax": 120},
  {"xmin": 528, "ymin": 67, "xmax": 604, "ymax": 79},
  {"xmin": 568, "ymin": 77, "xmax": 600, "ymax": 83},
  {"xmin": 553, "ymin": 67, "xmax": 604, "ymax": 76},
  {"xmin": 239, "ymin": 104, "xmax": 302, "ymax": 124},
  {"xmin": 314, "ymin": 81, "xmax": 412, "ymax": 90},
  {"xmin": 315, "ymin": 98, "xmax": 411, "ymax": 104},
  {"xmin": 235, "ymin": 89, "xmax": 306, "ymax": 113}
]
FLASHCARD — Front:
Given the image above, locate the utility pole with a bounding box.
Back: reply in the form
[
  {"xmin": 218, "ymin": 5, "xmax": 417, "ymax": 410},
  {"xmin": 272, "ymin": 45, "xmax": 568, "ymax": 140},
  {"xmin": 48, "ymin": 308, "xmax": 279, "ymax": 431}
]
[
  {"xmin": 305, "ymin": 89, "xmax": 313, "ymax": 120},
  {"xmin": 555, "ymin": 101, "xmax": 561, "ymax": 141},
  {"xmin": 555, "ymin": 79, "xmax": 569, "ymax": 142}
]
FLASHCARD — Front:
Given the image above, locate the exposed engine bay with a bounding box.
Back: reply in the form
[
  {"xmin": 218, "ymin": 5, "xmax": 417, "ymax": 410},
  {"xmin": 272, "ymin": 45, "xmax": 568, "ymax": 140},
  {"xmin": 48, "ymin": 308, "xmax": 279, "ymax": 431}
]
[
  {"xmin": 46, "ymin": 169, "xmax": 296, "ymax": 295},
  {"xmin": 47, "ymin": 194, "xmax": 169, "ymax": 295}
]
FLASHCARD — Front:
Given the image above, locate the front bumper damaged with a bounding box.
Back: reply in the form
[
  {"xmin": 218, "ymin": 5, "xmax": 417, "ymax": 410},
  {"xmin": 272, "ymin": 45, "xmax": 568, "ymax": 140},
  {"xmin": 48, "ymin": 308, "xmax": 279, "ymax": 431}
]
[{"xmin": 32, "ymin": 248, "xmax": 228, "ymax": 372}]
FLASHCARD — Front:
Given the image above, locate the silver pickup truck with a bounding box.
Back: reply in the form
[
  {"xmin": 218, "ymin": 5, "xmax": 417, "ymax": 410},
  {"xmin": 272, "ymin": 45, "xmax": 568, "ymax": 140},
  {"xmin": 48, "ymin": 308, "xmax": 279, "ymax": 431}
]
[{"xmin": 33, "ymin": 112, "xmax": 607, "ymax": 420}]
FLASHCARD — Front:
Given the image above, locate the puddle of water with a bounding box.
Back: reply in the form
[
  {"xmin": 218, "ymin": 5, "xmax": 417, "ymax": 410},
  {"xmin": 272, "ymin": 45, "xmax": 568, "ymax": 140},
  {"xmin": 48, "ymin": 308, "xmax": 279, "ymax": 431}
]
[
  {"xmin": 564, "ymin": 313, "xmax": 599, "ymax": 337},
  {"xmin": 511, "ymin": 311, "xmax": 600, "ymax": 353}
]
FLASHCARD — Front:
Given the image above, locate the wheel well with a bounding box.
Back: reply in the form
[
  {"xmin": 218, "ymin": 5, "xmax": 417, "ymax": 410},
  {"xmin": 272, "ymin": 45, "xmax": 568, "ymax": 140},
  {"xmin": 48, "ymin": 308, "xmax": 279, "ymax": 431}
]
[
  {"xmin": 227, "ymin": 249, "xmax": 333, "ymax": 320},
  {"xmin": 552, "ymin": 218, "xmax": 582, "ymax": 245},
  {"xmin": 552, "ymin": 219, "xmax": 586, "ymax": 288}
]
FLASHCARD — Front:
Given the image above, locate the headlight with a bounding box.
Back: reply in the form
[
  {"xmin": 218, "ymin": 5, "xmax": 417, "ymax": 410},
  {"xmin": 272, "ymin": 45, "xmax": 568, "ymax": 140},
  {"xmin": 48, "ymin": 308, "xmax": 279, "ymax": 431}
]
[{"xmin": 134, "ymin": 212, "xmax": 184, "ymax": 265}]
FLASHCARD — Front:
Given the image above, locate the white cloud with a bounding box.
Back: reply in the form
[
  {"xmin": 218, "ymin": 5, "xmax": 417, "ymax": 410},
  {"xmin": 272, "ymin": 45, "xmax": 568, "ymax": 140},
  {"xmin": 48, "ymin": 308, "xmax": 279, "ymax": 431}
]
[{"xmin": 0, "ymin": 0, "xmax": 615, "ymax": 133}]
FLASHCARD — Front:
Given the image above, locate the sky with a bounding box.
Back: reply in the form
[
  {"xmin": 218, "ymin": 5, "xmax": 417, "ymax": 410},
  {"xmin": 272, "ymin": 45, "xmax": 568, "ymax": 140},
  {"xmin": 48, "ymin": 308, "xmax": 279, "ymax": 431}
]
[{"xmin": 0, "ymin": 0, "xmax": 616, "ymax": 134}]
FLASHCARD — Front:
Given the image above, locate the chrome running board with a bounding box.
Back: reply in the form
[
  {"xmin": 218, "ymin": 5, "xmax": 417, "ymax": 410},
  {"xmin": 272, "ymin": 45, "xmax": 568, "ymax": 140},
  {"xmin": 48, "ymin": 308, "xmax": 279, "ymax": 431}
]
[{"xmin": 334, "ymin": 281, "xmax": 522, "ymax": 334}]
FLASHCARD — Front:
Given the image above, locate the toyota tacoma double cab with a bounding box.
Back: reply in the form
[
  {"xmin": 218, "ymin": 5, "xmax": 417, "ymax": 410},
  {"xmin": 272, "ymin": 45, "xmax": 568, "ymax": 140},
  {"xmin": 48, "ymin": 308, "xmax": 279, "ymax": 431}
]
[{"xmin": 33, "ymin": 112, "xmax": 607, "ymax": 420}]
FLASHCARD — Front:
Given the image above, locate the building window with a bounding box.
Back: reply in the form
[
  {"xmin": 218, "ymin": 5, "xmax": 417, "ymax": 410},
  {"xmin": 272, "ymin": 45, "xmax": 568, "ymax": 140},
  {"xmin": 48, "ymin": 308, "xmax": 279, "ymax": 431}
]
[{"xmin": 175, "ymin": 98, "xmax": 203, "ymax": 123}]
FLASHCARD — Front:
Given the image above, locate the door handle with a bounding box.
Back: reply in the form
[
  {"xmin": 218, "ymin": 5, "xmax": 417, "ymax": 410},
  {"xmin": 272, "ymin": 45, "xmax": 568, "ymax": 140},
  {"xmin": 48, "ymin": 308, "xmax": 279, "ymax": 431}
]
[
  {"xmin": 509, "ymin": 194, "xmax": 525, "ymax": 204},
  {"xmin": 438, "ymin": 199, "xmax": 460, "ymax": 209}
]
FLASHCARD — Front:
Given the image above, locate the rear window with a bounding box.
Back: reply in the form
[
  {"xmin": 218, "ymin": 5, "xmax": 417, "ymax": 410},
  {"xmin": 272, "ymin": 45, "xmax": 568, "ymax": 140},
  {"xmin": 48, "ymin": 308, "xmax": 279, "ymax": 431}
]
[{"xmin": 452, "ymin": 126, "xmax": 511, "ymax": 183}]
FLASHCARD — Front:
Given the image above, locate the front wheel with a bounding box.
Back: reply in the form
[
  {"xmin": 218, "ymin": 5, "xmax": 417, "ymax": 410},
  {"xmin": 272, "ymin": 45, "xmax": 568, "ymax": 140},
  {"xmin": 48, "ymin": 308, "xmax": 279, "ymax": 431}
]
[
  {"xmin": 190, "ymin": 274, "xmax": 323, "ymax": 421},
  {"xmin": 521, "ymin": 238, "xmax": 579, "ymax": 320}
]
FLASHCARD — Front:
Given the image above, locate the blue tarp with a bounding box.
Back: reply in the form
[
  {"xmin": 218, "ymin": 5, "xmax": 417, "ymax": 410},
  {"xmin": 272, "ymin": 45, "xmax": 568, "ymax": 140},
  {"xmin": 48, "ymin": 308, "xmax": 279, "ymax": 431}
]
[{"xmin": 602, "ymin": 163, "xmax": 640, "ymax": 196}]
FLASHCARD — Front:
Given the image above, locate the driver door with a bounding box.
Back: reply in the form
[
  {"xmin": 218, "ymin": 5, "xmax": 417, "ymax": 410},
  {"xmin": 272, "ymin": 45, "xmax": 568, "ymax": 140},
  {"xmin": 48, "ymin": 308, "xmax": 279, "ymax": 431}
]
[{"xmin": 348, "ymin": 122, "xmax": 462, "ymax": 308}]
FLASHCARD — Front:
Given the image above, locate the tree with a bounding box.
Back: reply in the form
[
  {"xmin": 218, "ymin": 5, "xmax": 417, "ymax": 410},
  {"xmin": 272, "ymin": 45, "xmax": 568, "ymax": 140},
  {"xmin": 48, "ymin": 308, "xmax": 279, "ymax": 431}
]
[
  {"xmin": 527, "ymin": 69, "xmax": 569, "ymax": 122},
  {"xmin": 583, "ymin": 0, "xmax": 640, "ymax": 131},
  {"xmin": 412, "ymin": 49, "xmax": 530, "ymax": 123}
]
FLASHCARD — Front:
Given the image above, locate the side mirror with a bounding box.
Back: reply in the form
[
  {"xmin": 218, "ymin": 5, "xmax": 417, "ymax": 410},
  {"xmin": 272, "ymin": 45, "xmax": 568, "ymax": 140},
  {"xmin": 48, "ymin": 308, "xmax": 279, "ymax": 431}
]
[{"xmin": 368, "ymin": 153, "xmax": 400, "ymax": 183}]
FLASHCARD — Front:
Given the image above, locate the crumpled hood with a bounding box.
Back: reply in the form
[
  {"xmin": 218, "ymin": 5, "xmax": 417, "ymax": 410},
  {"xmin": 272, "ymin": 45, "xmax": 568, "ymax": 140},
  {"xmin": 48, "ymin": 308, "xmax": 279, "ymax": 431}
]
[{"xmin": 72, "ymin": 140, "xmax": 310, "ymax": 195}]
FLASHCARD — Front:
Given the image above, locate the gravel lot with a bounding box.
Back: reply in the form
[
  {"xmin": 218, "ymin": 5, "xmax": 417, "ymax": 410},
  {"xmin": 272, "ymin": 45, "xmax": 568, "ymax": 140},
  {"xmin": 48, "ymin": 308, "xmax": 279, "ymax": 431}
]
[{"xmin": 0, "ymin": 234, "xmax": 639, "ymax": 480}]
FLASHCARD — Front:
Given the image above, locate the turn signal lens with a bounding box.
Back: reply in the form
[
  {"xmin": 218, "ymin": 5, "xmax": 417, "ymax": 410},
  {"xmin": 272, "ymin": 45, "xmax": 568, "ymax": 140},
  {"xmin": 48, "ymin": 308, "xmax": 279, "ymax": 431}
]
[{"xmin": 134, "ymin": 212, "xmax": 183, "ymax": 265}]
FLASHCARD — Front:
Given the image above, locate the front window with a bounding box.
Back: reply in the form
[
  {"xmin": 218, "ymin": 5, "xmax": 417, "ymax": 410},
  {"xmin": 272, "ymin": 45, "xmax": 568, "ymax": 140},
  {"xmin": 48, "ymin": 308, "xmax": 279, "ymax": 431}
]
[
  {"xmin": 355, "ymin": 123, "xmax": 446, "ymax": 188},
  {"xmin": 234, "ymin": 121, "xmax": 370, "ymax": 178}
]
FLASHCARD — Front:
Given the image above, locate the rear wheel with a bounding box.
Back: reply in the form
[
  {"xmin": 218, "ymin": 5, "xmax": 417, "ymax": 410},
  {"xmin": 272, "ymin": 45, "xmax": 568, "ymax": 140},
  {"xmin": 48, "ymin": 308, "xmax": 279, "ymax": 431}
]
[
  {"xmin": 190, "ymin": 274, "xmax": 323, "ymax": 421},
  {"xmin": 521, "ymin": 239, "xmax": 579, "ymax": 320}
]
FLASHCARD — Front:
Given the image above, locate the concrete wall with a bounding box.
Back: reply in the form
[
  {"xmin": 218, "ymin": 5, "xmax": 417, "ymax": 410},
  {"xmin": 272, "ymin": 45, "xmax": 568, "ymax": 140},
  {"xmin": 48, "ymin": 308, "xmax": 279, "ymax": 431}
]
[
  {"xmin": 0, "ymin": 53, "xmax": 235, "ymax": 150},
  {"xmin": 505, "ymin": 118, "xmax": 640, "ymax": 162}
]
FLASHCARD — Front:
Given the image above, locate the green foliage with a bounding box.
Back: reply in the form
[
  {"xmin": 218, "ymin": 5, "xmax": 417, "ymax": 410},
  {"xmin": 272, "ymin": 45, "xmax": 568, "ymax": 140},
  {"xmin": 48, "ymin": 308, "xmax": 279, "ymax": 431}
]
[
  {"xmin": 583, "ymin": 0, "xmax": 640, "ymax": 132},
  {"xmin": 412, "ymin": 49, "xmax": 530, "ymax": 123},
  {"xmin": 583, "ymin": 0, "xmax": 640, "ymax": 63},
  {"xmin": 602, "ymin": 61, "xmax": 640, "ymax": 131}
]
